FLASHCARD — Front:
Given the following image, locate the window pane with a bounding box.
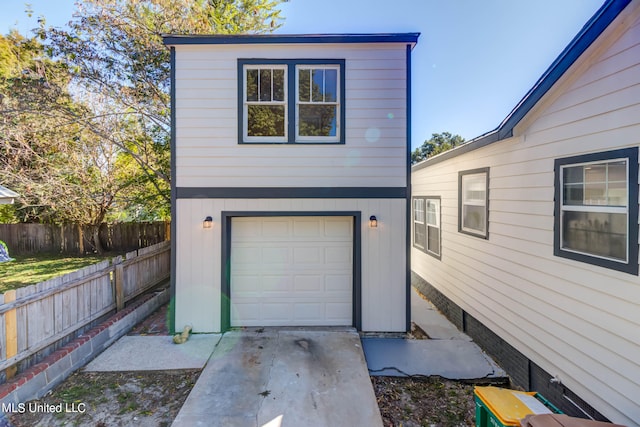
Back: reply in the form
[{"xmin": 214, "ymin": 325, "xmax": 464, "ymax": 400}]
[
  {"xmin": 562, "ymin": 211, "xmax": 627, "ymax": 261},
  {"xmin": 563, "ymin": 165, "xmax": 583, "ymax": 184},
  {"xmin": 299, "ymin": 105, "xmax": 337, "ymax": 137},
  {"xmin": 608, "ymin": 161, "xmax": 626, "ymax": 182},
  {"xmin": 414, "ymin": 199, "xmax": 425, "ymax": 223},
  {"xmin": 273, "ymin": 69, "xmax": 285, "ymax": 102},
  {"xmin": 259, "ymin": 69, "xmax": 272, "ymax": 101},
  {"xmin": 585, "ymin": 164, "xmax": 606, "ymax": 183},
  {"xmin": 563, "ymin": 183, "xmax": 584, "ymax": 205},
  {"xmin": 584, "ymin": 182, "xmax": 606, "ymax": 205},
  {"xmin": 426, "ymin": 199, "xmax": 439, "ymax": 226},
  {"xmin": 608, "ymin": 181, "xmax": 627, "ymax": 206},
  {"xmin": 312, "ymin": 69, "xmax": 324, "ymax": 102},
  {"xmin": 325, "ymin": 69, "xmax": 337, "ymax": 102},
  {"xmin": 463, "ymin": 205, "xmax": 486, "ymax": 233},
  {"xmin": 246, "ymin": 69, "xmax": 258, "ymax": 102},
  {"xmin": 463, "ymin": 174, "xmax": 486, "ymax": 203},
  {"xmin": 427, "ymin": 225, "xmax": 440, "ymax": 255},
  {"xmin": 414, "ymin": 222, "xmax": 426, "ymax": 249},
  {"xmin": 298, "ymin": 69, "xmax": 310, "ymax": 102},
  {"xmin": 247, "ymin": 105, "xmax": 285, "ymax": 137}
]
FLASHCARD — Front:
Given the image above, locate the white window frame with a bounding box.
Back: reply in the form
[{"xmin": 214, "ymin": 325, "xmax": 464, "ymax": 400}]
[
  {"xmin": 413, "ymin": 196, "xmax": 441, "ymax": 259},
  {"xmin": 459, "ymin": 168, "xmax": 489, "ymax": 238},
  {"xmin": 425, "ymin": 198, "xmax": 441, "ymax": 257},
  {"xmin": 413, "ymin": 198, "xmax": 425, "ymax": 250},
  {"xmin": 295, "ymin": 65, "xmax": 341, "ymax": 143},
  {"xmin": 559, "ymin": 157, "xmax": 629, "ymax": 263},
  {"xmin": 554, "ymin": 147, "xmax": 638, "ymax": 275},
  {"xmin": 243, "ymin": 64, "xmax": 288, "ymax": 143}
]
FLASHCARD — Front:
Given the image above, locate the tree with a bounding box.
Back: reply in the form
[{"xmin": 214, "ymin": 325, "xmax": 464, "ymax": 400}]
[
  {"xmin": 411, "ymin": 132, "xmax": 466, "ymax": 164},
  {"xmin": 0, "ymin": 31, "xmax": 142, "ymax": 252},
  {"xmin": 2, "ymin": 0, "xmax": 286, "ymax": 250},
  {"xmin": 44, "ymin": 0, "xmax": 286, "ymax": 210}
]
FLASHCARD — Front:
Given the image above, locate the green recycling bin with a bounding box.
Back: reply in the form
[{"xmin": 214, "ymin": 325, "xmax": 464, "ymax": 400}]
[{"xmin": 474, "ymin": 386, "xmax": 563, "ymax": 427}]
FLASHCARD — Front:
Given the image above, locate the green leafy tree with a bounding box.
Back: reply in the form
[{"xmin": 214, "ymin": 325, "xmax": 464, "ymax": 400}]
[
  {"xmin": 0, "ymin": 32, "xmax": 141, "ymax": 252},
  {"xmin": 44, "ymin": 0, "xmax": 286, "ymax": 211},
  {"xmin": 411, "ymin": 132, "xmax": 466, "ymax": 164}
]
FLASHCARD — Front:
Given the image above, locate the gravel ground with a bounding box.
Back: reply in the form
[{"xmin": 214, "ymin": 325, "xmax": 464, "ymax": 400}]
[{"xmin": 6, "ymin": 304, "xmax": 496, "ymax": 426}]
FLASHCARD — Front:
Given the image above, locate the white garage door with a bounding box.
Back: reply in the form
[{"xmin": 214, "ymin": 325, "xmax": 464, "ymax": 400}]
[{"xmin": 230, "ymin": 216, "xmax": 353, "ymax": 327}]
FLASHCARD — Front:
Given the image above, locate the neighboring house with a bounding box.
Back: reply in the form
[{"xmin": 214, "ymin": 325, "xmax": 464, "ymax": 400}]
[
  {"xmin": 0, "ymin": 185, "xmax": 19, "ymax": 205},
  {"xmin": 411, "ymin": 0, "xmax": 639, "ymax": 425},
  {"xmin": 164, "ymin": 33, "xmax": 419, "ymax": 333}
]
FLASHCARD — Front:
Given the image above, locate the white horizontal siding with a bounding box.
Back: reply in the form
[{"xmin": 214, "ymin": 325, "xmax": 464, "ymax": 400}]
[
  {"xmin": 412, "ymin": 8, "xmax": 640, "ymax": 426},
  {"xmin": 173, "ymin": 43, "xmax": 408, "ymax": 188},
  {"xmin": 174, "ymin": 198, "xmax": 406, "ymax": 333}
]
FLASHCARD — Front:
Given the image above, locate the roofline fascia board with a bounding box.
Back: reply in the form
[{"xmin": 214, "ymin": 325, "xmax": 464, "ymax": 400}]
[
  {"xmin": 163, "ymin": 33, "xmax": 420, "ymax": 46},
  {"xmin": 414, "ymin": 0, "xmax": 630, "ymax": 168},
  {"xmin": 412, "ymin": 130, "xmax": 501, "ymax": 170}
]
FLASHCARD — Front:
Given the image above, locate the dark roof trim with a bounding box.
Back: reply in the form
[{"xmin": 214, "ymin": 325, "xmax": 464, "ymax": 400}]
[
  {"xmin": 163, "ymin": 33, "xmax": 420, "ymax": 46},
  {"xmin": 413, "ymin": 0, "xmax": 631, "ymax": 170}
]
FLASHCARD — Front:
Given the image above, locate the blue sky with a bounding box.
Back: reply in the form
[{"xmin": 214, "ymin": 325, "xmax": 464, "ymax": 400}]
[{"xmin": 2, "ymin": 0, "xmax": 604, "ymax": 149}]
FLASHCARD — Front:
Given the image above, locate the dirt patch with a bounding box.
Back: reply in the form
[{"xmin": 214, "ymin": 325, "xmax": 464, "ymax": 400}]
[
  {"xmin": 8, "ymin": 370, "xmax": 199, "ymax": 427},
  {"xmin": 372, "ymin": 376, "xmax": 477, "ymax": 426}
]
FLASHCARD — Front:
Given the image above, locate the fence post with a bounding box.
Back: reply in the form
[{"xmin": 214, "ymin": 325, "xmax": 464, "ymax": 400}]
[
  {"xmin": 114, "ymin": 256, "xmax": 125, "ymax": 311},
  {"xmin": 4, "ymin": 290, "xmax": 17, "ymax": 379}
]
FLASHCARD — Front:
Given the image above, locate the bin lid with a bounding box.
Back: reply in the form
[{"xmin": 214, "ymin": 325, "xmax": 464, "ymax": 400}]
[{"xmin": 475, "ymin": 386, "xmax": 553, "ymax": 425}]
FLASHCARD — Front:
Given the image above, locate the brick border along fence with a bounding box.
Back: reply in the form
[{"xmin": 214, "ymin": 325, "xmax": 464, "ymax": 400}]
[{"xmin": 0, "ymin": 287, "xmax": 169, "ymax": 406}]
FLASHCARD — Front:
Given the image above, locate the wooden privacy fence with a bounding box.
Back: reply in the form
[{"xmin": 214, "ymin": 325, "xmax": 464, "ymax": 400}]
[
  {"xmin": 0, "ymin": 222, "xmax": 170, "ymax": 255},
  {"xmin": 0, "ymin": 241, "xmax": 170, "ymax": 378}
]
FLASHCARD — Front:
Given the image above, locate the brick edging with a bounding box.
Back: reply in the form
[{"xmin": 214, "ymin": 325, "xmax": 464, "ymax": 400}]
[{"xmin": 0, "ymin": 289, "xmax": 170, "ymax": 406}]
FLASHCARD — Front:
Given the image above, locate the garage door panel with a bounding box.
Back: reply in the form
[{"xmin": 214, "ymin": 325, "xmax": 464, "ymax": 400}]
[
  {"xmin": 262, "ymin": 247, "xmax": 290, "ymax": 264},
  {"xmin": 325, "ymin": 275, "xmax": 351, "ymax": 292},
  {"xmin": 294, "ymin": 247, "xmax": 323, "ymax": 264},
  {"xmin": 262, "ymin": 219, "xmax": 290, "ymax": 237},
  {"xmin": 262, "ymin": 276, "xmax": 292, "ymax": 293},
  {"xmin": 293, "ymin": 275, "xmax": 323, "ymax": 292},
  {"xmin": 261, "ymin": 304, "xmax": 292, "ymax": 322},
  {"xmin": 232, "ymin": 246, "xmax": 261, "ymax": 265},
  {"xmin": 326, "ymin": 303, "xmax": 352, "ymax": 320},
  {"xmin": 293, "ymin": 219, "xmax": 321, "ymax": 237},
  {"xmin": 325, "ymin": 246, "xmax": 351, "ymax": 264},
  {"xmin": 325, "ymin": 219, "xmax": 352, "ymax": 236},
  {"xmin": 233, "ymin": 220, "xmax": 262, "ymax": 238},
  {"xmin": 231, "ymin": 216, "xmax": 353, "ymax": 327}
]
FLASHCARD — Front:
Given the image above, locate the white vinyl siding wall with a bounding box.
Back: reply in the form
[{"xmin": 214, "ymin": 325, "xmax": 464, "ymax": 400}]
[
  {"xmin": 412, "ymin": 10, "xmax": 640, "ymax": 427},
  {"xmin": 174, "ymin": 43, "xmax": 407, "ymax": 188},
  {"xmin": 175, "ymin": 198, "xmax": 406, "ymax": 333}
]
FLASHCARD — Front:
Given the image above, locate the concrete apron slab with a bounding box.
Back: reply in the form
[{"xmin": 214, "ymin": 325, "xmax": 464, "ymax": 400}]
[
  {"xmin": 84, "ymin": 335, "xmax": 221, "ymax": 371},
  {"xmin": 172, "ymin": 328, "xmax": 382, "ymax": 427},
  {"xmin": 362, "ymin": 338, "xmax": 506, "ymax": 379}
]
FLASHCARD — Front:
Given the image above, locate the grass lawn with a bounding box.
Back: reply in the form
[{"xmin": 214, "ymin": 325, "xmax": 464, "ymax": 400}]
[{"xmin": 0, "ymin": 254, "xmax": 112, "ymax": 293}]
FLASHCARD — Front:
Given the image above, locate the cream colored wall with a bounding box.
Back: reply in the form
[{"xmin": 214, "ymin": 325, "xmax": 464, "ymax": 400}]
[
  {"xmin": 412, "ymin": 7, "xmax": 640, "ymax": 426},
  {"xmin": 174, "ymin": 43, "xmax": 407, "ymax": 188},
  {"xmin": 175, "ymin": 198, "xmax": 406, "ymax": 333}
]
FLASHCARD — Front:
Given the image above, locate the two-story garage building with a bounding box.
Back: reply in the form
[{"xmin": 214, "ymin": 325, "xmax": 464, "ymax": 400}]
[{"xmin": 164, "ymin": 33, "xmax": 419, "ymax": 333}]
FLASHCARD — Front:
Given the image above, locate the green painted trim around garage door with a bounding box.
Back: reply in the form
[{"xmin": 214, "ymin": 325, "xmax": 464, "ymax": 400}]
[{"xmin": 220, "ymin": 211, "xmax": 362, "ymax": 331}]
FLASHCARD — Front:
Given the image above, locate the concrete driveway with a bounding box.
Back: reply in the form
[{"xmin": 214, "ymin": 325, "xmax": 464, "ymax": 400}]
[{"xmin": 171, "ymin": 328, "xmax": 382, "ymax": 427}]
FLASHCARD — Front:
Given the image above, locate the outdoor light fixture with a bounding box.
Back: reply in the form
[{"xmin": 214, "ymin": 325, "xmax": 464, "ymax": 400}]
[
  {"xmin": 369, "ymin": 215, "xmax": 378, "ymax": 228},
  {"xmin": 203, "ymin": 216, "xmax": 213, "ymax": 229}
]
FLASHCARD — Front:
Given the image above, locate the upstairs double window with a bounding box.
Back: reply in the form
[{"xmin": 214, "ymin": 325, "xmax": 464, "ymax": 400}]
[{"xmin": 239, "ymin": 59, "xmax": 345, "ymax": 144}]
